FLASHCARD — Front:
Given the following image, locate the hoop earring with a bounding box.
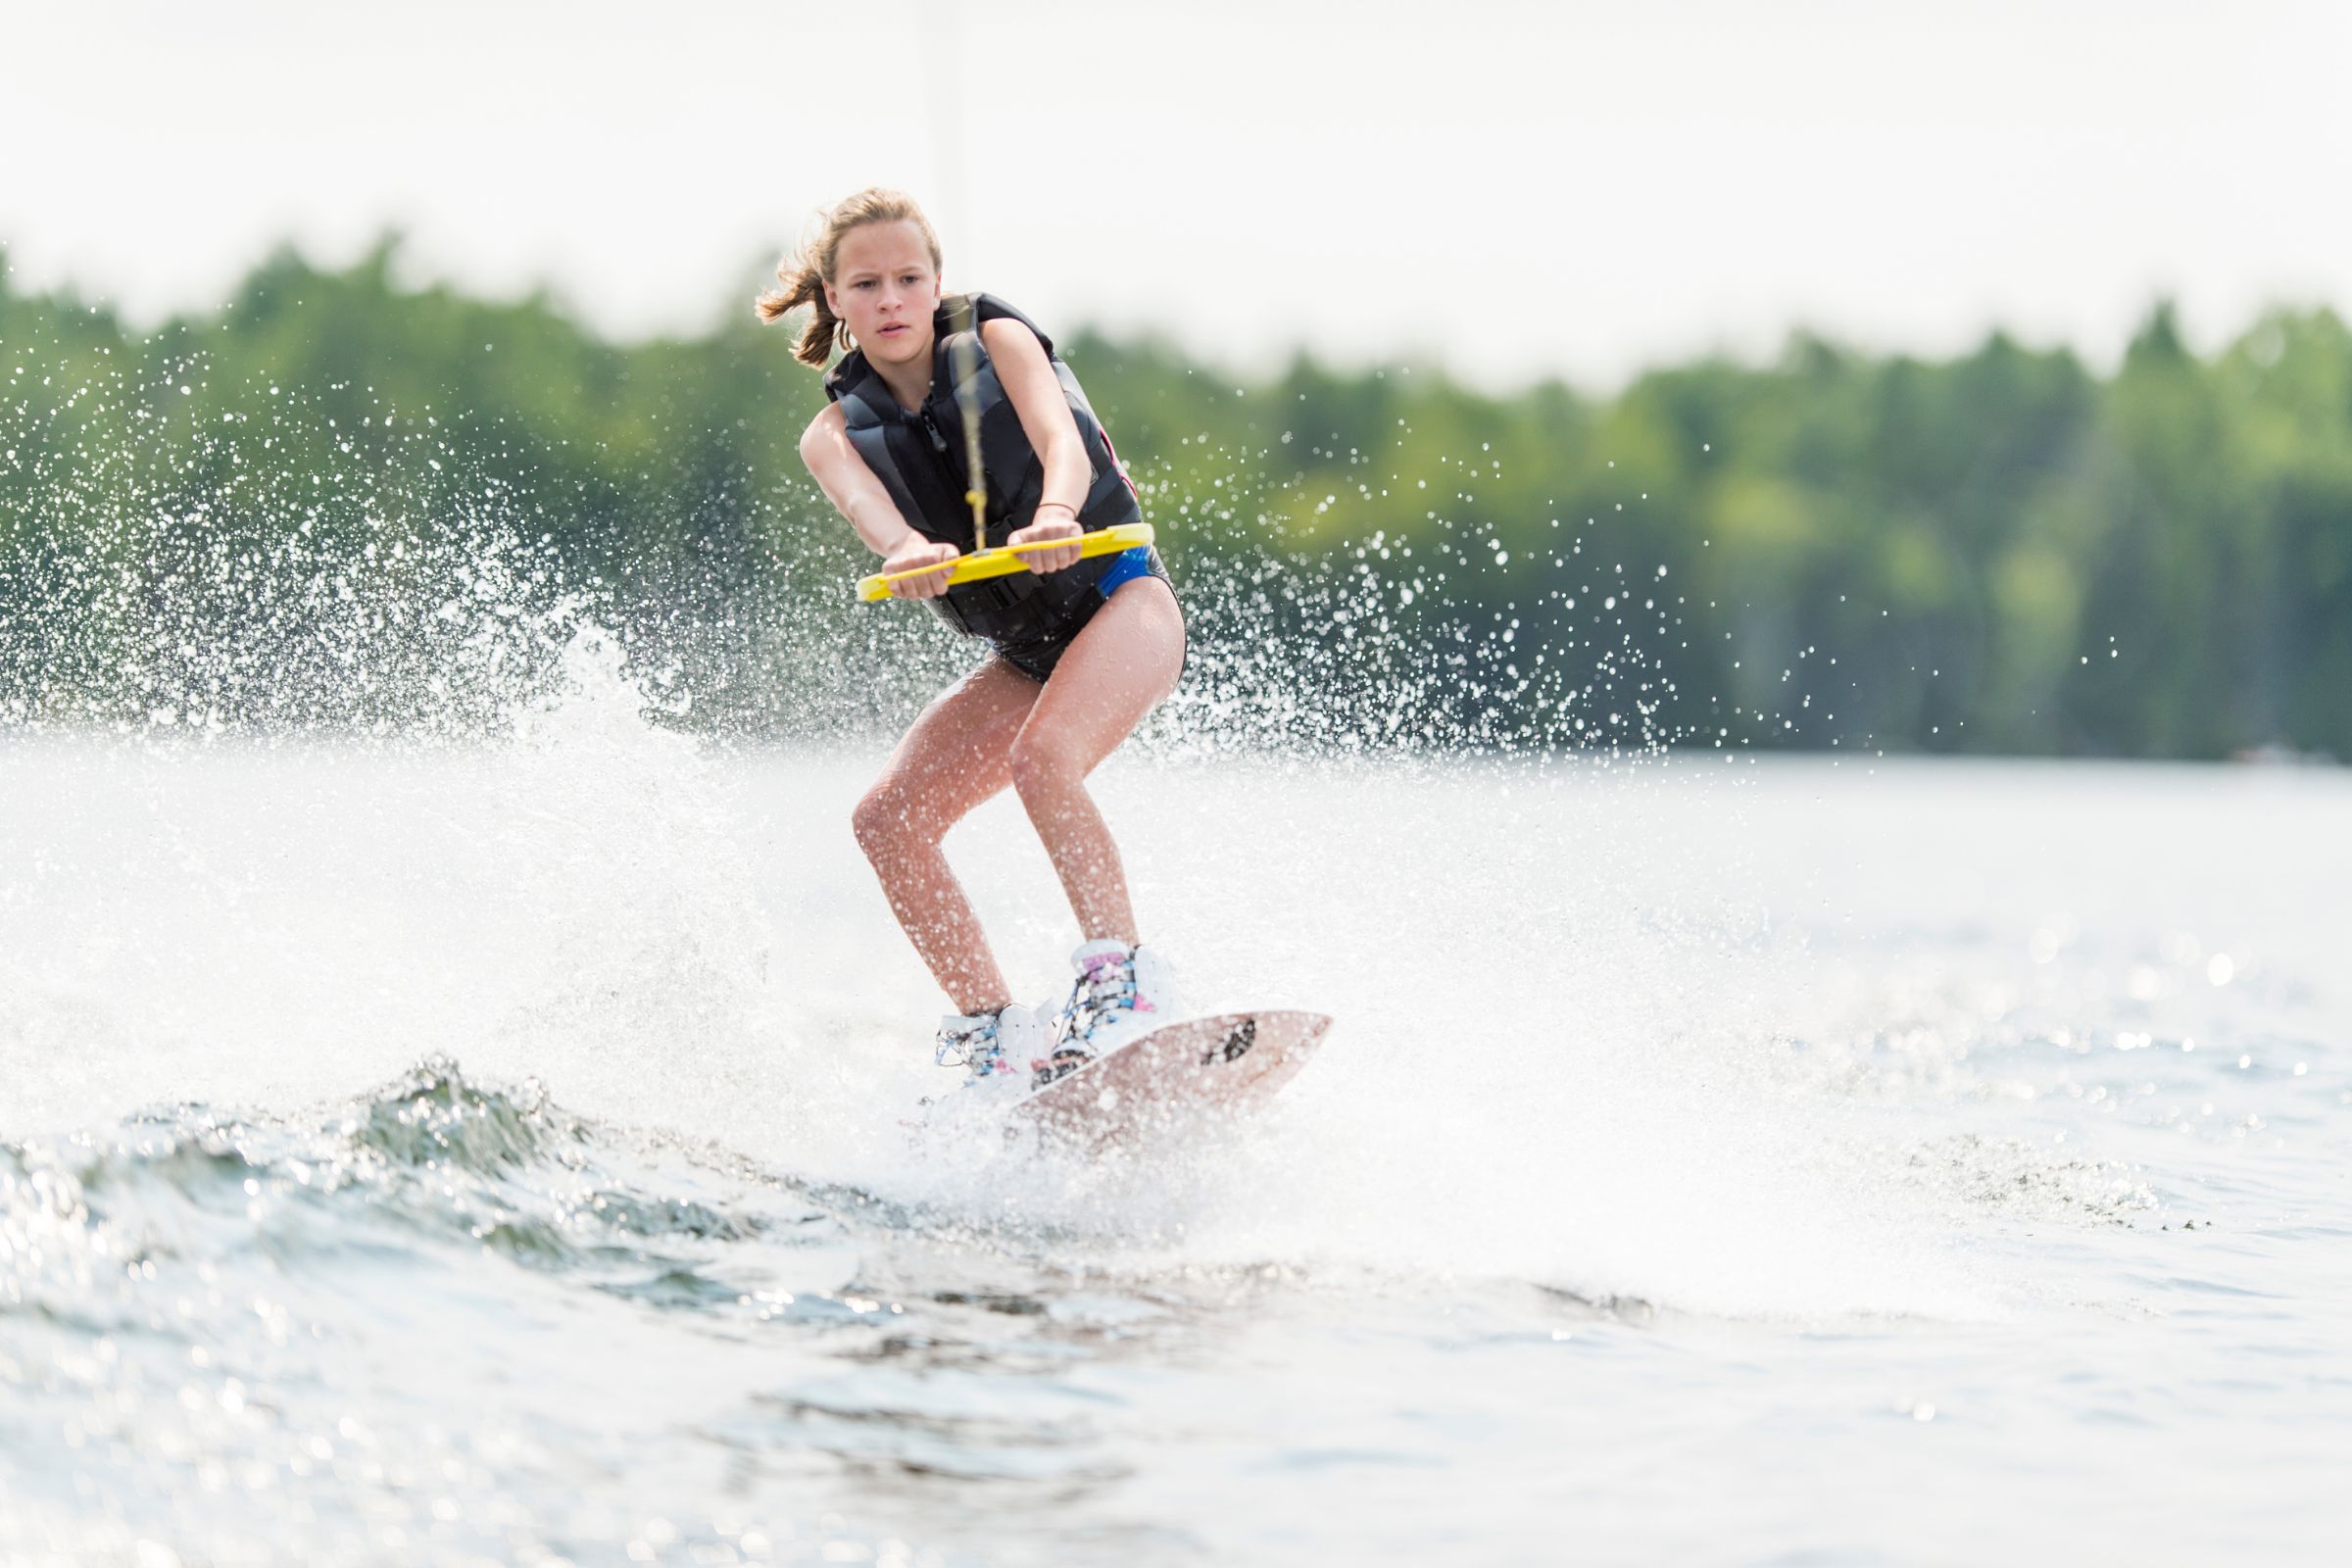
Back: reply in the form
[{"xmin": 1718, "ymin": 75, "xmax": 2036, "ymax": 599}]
[{"xmin": 837, "ymin": 321, "xmax": 856, "ymax": 353}]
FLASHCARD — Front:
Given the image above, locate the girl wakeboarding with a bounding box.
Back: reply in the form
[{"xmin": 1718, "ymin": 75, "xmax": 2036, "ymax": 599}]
[{"xmin": 763, "ymin": 187, "xmax": 1188, "ymax": 1095}]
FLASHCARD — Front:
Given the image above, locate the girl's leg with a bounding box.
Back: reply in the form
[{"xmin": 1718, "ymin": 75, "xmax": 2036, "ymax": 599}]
[
  {"xmin": 851, "ymin": 658, "xmax": 1042, "ymax": 1014},
  {"xmin": 1008, "ymin": 578, "xmax": 1187, "ymax": 942}
]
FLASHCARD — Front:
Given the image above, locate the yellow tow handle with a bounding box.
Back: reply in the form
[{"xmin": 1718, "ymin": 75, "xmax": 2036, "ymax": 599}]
[{"xmin": 856, "ymin": 522, "xmax": 1155, "ymax": 603}]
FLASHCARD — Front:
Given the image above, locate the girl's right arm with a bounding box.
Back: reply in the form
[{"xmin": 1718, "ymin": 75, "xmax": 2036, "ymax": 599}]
[{"xmin": 800, "ymin": 404, "xmax": 959, "ymax": 600}]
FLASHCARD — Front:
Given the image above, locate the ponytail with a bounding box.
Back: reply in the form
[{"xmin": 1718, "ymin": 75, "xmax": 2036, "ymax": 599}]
[
  {"xmin": 754, "ymin": 256, "xmax": 841, "ymax": 368},
  {"xmin": 755, "ymin": 187, "xmax": 943, "ymax": 370}
]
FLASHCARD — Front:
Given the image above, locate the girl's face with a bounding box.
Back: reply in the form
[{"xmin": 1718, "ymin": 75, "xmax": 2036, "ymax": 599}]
[{"xmin": 825, "ymin": 220, "xmax": 941, "ymax": 368}]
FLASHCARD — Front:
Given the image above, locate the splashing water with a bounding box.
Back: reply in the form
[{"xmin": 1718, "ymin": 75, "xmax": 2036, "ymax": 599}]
[{"xmin": 4, "ymin": 338, "xmax": 2349, "ymax": 1563}]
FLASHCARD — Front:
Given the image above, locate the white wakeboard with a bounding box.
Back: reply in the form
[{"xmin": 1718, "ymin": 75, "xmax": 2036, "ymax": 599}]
[{"xmin": 1017, "ymin": 1009, "xmax": 1332, "ymax": 1148}]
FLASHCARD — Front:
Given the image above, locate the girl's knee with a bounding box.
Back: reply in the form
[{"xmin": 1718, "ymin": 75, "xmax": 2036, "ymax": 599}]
[
  {"xmin": 1007, "ymin": 733, "xmax": 1080, "ymax": 801},
  {"xmin": 852, "ymin": 787, "xmax": 920, "ymax": 856}
]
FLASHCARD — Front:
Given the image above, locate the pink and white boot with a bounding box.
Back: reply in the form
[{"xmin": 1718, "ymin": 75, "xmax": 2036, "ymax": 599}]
[
  {"xmin": 1044, "ymin": 938, "xmax": 1186, "ymax": 1083},
  {"xmin": 935, "ymin": 1003, "xmax": 1054, "ymax": 1095}
]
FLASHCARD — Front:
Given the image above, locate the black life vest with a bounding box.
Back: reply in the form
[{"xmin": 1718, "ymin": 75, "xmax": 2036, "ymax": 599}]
[{"xmin": 824, "ymin": 294, "xmax": 1142, "ymax": 641}]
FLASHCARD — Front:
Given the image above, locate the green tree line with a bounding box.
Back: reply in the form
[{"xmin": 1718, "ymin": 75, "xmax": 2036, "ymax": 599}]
[{"xmin": 3, "ymin": 239, "xmax": 2347, "ymax": 758}]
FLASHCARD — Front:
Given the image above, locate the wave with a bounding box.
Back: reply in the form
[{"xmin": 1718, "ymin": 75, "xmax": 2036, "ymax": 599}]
[{"xmin": 0, "ymin": 1056, "xmax": 805, "ymax": 1335}]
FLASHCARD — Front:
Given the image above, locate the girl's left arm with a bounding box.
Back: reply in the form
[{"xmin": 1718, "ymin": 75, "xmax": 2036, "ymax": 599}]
[{"xmin": 984, "ymin": 318, "xmax": 1090, "ymax": 573}]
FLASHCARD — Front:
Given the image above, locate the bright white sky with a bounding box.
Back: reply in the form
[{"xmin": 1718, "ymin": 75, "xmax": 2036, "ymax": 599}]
[{"xmin": 4, "ymin": 0, "xmax": 2347, "ymax": 389}]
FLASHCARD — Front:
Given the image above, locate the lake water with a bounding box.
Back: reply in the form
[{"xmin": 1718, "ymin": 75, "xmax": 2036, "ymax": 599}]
[{"xmin": 4, "ymin": 690, "xmax": 2347, "ymax": 1564}]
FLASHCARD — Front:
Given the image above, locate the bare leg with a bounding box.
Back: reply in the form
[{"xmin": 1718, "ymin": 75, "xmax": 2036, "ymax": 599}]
[
  {"xmin": 851, "ymin": 659, "xmax": 1041, "ymax": 1014},
  {"xmin": 1008, "ymin": 578, "xmax": 1187, "ymax": 943}
]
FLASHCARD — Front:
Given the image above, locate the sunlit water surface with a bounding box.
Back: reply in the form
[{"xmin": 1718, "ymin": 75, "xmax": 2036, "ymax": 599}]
[{"xmin": 3, "ymin": 710, "xmax": 2347, "ymax": 1565}]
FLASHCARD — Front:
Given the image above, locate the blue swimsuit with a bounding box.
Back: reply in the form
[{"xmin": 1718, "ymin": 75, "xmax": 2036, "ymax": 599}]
[{"xmin": 1094, "ymin": 546, "xmax": 1158, "ymax": 597}]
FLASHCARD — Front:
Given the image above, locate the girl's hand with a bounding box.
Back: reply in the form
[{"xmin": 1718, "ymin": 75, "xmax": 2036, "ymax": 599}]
[
  {"xmin": 1008, "ymin": 507, "xmax": 1084, "ymax": 573},
  {"xmin": 882, "ymin": 536, "xmax": 961, "ymax": 599}
]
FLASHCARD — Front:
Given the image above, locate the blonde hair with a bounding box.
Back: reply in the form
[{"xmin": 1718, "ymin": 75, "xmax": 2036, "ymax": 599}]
[{"xmin": 756, "ymin": 188, "xmax": 943, "ymax": 368}]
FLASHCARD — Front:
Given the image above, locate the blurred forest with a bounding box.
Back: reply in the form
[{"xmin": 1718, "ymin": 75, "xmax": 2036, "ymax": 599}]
[{"xmin": 3, "ymin": 239, "xmax": 2347, "ymax": 760}]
